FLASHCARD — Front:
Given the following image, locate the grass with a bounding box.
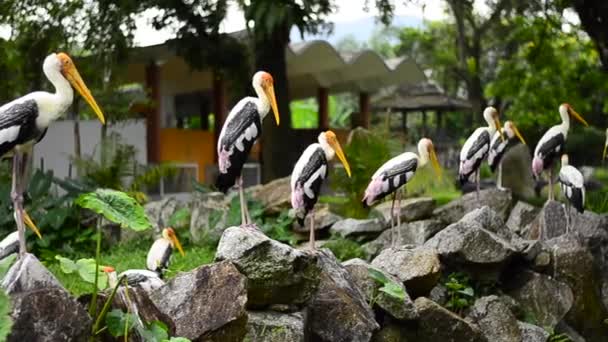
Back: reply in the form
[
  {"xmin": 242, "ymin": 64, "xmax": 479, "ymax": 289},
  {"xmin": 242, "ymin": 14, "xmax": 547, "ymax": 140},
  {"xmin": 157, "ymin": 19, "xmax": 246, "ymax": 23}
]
[
  {"xmin": 402, "ymin": 166, "xmax": 460, "ymax": 206},
  {"xmin": 47, "ymin": 238, "xmax": 216, "ymax": 296}
]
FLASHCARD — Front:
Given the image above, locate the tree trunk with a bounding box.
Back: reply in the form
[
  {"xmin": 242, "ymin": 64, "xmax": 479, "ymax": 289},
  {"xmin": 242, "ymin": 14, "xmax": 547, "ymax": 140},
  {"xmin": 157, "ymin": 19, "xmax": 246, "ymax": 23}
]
[
  {"xmin": 255, "ymin": 23, "xmax": 295, "ymax": 182},
  {"xmin": 71, "ymin": 99, "xmax": 81, "ymax": 177},
  {"xmin": 572, "ymin": 0, "xmax": 608, "ymax": 72}
]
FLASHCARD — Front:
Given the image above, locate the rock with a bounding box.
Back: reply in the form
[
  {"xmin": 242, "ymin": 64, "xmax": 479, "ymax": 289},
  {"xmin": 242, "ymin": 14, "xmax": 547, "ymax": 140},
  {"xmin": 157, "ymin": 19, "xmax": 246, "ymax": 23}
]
[
  {"xmin": 500, "ymin": 143, "xmax": 536, "ymax": 198},
  {"xmin": 244, "ymin": 310, "xmax": 306, "ymax": 342},
  {"xmin": 0, "ymin": 232, "xmax": 18, "ymax": 260},
  {"xmin": 144, "ymin": 196, "xmax": 187, "ymax": 233},
  {"xmin": 293, "ymin": 204, "xmax": 342, "ymax": 234},
  {"xmin": 330, "ymin": 218, "xmax": 386, "ymax": 238},
  {"xmin": 373, "ymin": 197, "xmax": 436, "ymax": 223},
  {"xmin": 428, "ymin": 284, "xmax": 448, "ymax": 306},
  {"xmin": 546, "ymin": 234, "xmax": 608, "ymax": 341},
  {"xmin": 343, "ymin": 258, "xmax": 417, "ymax": 321},
  {"xmin": 433, "ymin": 188, "xmax": 512, "ymax": 225},
  {"xmin": 247, "ymin": 176, "xmax": 291, "ymax": 214},
  {"xmin": 526, "ymin": 200, "xmax": 567, "ymax": 240},
  {"xmin": 189, "ymin": 191, "xmax": 230, "ymax": 242},
  {"xmin": 414, "ymin": 297, "xmax": 487, "ymax": 342},
  {"xmin": 362, "ymin": 219, "xmax": 446, "ymax": 258},
  {"xmin": 506, "ymin": 201, "xmax": 540, "ymax": 236},
  {"xmin": 503, "ymin": 270, "xmax": 573, "ymax": 329},
  {"xmin": 371, "ymin": 322, "xmax": 413, "ymax": 342},
  {"xmin": 466, "ymin": 295, "xmax": 522, "ymax": 342},
  {"xmin": 215, "ymin": 227, "xmax": 320, "ymax": 307},
  {"xmin": 2, "ymin": 254, "xmax": 92, "ymax": 342},
  {"xmin": 425, "ymin": 215, "xmax": 516, "ymax": 278},
  {"xmin": 150, "ymin": 261, "xmax": 248, "ymax": 341},
  {"xmin": 517, "ymin": 321, "xmax": 549, "ymax": 342},
  {"xmin": 554, "ymin": 321, "xmax": 587, "ymax": 342},
  {"xmin": 460, "ymin": 206, "xmax": 511, "ymax": 240},
  {"xmin": 308, "ymin": 249, "xmax": 379, "ymax": 342},
  {"xmin": 371, "ymin": 246, "xmax": 441, "ymax": 297}
]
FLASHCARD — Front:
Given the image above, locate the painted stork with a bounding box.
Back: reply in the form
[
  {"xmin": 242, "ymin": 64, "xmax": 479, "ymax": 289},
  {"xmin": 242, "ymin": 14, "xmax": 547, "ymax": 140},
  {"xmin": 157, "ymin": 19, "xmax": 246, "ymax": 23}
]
[
  {"xmin": 603, "ymin": 128, "xmax": 607, "ymax": 161},
  {"xmin": 102, "ymin": 227, "xmax": 184, "ymax": 292},
  {"xmin": 291, "ymin": 131, "xmax": 351, "ymax": 249},
  {"xmin": 362, "ymin": 138, "xmax": 442, "ymax": 247},
  {"xmin": 216, "ymin": 71, "xmax": 279, "ymax": 227},
  {"xmin": 0, "ymin": 213, "xmax": 42, "ymax": 259},
  {"xmin": 558, "ymin": 154, "xmax": 585, "ymax": 233},
  {"xmin": 532, "ymin": 104, "xmax": 588, "ymax": 200},
  {"xmin": 0, "ymin": 52, "xmax": 104, "ymax": 256},
  {"xmin": 459, "ymin": 107, "xmax": 504, "ymax": 200},
  {"xmin": 488, "ymin": 120, "xmax": 526, "ymax": 189}
]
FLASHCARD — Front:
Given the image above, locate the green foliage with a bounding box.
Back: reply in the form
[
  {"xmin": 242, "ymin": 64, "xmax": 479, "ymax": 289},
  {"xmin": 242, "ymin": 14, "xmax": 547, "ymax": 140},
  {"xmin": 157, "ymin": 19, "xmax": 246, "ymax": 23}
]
[
  {"xmin": 545, "ymin": 327, "xmax": 573, "ymax": 342},
  {"xmin": 0, "ymin": 254, "xmax": 16, "ymax": 280},
  {"xmin": 75, "ymin": 189, "xmax": 151, "ymax": 231},
  {"xmin": 168, "ymin": 208, "xmax": 191, "ymax": 230},
  {"xmin": 323, "ymin": 237, "xmax": 367, "ymax": 261},
  {"xmin": 106, "ymin": 309, "xmax": 137, "ymax": 337},
  {"xmin": 444, "ymin": 273, "xmax": 475, "ymax": 315},
  {"xmin": 55, "ymin": 255, "xmax": 108, "ymax": 290},
  {"xmin": 368, "ymin": 267, "xmax": 406, "ymax": 301},
  {"xmin": 0, "ymin": 289, "xmax": 12, "ymax": 341}
]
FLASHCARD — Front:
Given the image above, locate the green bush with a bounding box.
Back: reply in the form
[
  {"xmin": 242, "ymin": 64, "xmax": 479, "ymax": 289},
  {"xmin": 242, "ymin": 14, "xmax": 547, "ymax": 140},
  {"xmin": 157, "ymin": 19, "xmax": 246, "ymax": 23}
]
[{"xmin": 323, "ymin": 236, "xmax": 367, "ymax": 261}]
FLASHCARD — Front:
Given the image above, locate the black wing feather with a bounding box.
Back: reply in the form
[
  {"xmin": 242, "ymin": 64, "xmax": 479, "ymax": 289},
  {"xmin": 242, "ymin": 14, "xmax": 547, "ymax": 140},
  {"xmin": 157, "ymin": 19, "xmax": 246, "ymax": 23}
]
[
  {"xmin": 538, "ymin": 133, "xmax": 565, "ymax": 170},
  {"xmin": 0, "ymin": 100, "xmax": 43, "ymax": 157},
  {"xmin": 558, "ymin": 175, "xmax": 584, "ymax": 213},
  {"xmin": 466, "ymin": 130, "xmax": 490, "ymax": 160},
  {"xmin": 216, "ymin": 101, "xmax": 262, "ymax": 192},
  {"xmin": 295, "ymin": 147, "xmax": 327, "ymax": 224},
  {"xmin": 372, "ymin": 158, "xmax": 418, "ymax": 203}
]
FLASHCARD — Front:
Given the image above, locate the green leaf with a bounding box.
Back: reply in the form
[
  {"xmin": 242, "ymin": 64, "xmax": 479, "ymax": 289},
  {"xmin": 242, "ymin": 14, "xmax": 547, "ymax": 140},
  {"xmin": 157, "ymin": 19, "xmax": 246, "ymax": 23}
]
[
  {"xmin": 75, "ymin": 259, "xmax": 107, "ymax": 290},
  {"xmin": 139, "ymin": 320, "xmax": 169, "ymax": 342},
  {"xmin": 457, "ymin": 287, "xmax": 474, "ymax": 297},
  {"xmin": 75, "ymin": 189, "xmax": 151, "ymax": 231},
  {"xmin": 379, "ymin": 282, "xmax": 406, "ymax": 301},
  {"xmin": 55, "ymin": 255, "xmax": 78, "ymax": 274},
  {"xmin": 106, "ymin": 309, "xmax": 137, "ymax": 337},
  {"xmin": 168, "ymin": 208, "xmax": 190, "ymax": 228},
  {"xmin": 0, "ymin": 289, "xmax": 12, "ymax": 341},
  {"xmin": 166, "ymin": 338, "xmax": 191, "ymax": 342},
  {"xmin": 0, "ymin": 254, "xmax": 16, "ymax": 280},
  {"xmin": 367, "ymin": 267, "xmax": 389, "ymax": 285}
]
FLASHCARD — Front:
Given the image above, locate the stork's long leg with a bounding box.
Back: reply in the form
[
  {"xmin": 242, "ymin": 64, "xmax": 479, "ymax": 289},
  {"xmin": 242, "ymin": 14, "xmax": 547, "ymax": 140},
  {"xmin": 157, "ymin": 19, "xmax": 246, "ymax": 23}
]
[
  {"xmin": 390, "ymin": 192, "xmax": 396, "ymax": 248},
  {"xmin": 475, "ymin": 168, "xmax": 481, "ymax": 201},
  {"xmin": 548, "ymin": 168, "xmax": 554, "ymax": 201},
  {"xmin": 11, "ymin": 152, "xmax": 26, "ymax": 256},
  {"xmin": 396, "ymin": 188, "xmax": 402, "ymax": 246},
  {"xmin": 237, "ymin": 176, "xmax": 247, "ymax": 226},
  {"xmin": 309, "ymin": 208, "xmax": 315, "ymax": 250}
]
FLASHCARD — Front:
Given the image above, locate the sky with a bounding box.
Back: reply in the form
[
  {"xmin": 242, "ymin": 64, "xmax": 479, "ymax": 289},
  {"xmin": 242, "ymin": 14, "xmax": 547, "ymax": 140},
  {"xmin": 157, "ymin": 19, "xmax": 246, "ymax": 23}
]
[{"xmin": 133, "ymin": 0, "xmax": 450, "ymax": 47}]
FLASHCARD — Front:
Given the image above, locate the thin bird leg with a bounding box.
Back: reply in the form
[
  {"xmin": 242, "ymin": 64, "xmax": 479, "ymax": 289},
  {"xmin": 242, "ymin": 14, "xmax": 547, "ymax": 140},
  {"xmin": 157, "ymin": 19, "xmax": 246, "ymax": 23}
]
[
  {"xmin": 238, "ymin": 176, "xmax": 247, "ymax": 226},
  {"xmin": 476, "ymin": 168, "xmax": 481, "ymax": 201},
  {"xmin": 309, "ymin": 208, "xmax": 315, "ymax": 250},
  {"xmin": 396, "ymin": 188, "xmax": 402, "ymax": 246},
  {"xmin": 390, "ymin": 192, "xmax": 396, "ymax": 248},
  {"xmin": 548, "ymin": 168, "xmax": 554, "ymax": 201},
  {"xmin": 497, "ymin": 162, "xmax": 503, "ymax": 189},
  {"xmin": 11, "ymin": 153, "xmax": 26, "ymax": 256}
]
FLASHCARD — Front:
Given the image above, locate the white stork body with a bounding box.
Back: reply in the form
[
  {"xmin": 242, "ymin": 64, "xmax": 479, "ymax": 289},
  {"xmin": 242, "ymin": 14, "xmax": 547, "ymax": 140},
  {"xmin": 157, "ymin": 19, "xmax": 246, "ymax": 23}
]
[
  {"xmin": 146, "ymin": 227, "xmax": 184, "ymax": 275},
  {"xmin": 216, "ymin": 71, "xmax": 279, "ymax": 227},
  {"xmin": 533, "ymin": 104, "xmax": 587, "ymax": 201},
  {"xmin": 0, "ymin": 231, "xmax": 18, "ymax": 260},
  {"xmin": 116, "ymin": 269, "xmax": 165, "ymax": 292},
  {"xmin": 459, "ymin": 107, "xmax": 502, "ymax": 199},
  {"xmin": 291, "ymin": 131, "xmax": 350, "ymax": 249},
  {"xmin": 488, "ymin": 121, "xmax": 526, "ymax": 188},
  {"xmin": 558, "ymin": 155, "xmax": 585, "ymax": 233},
  {"xmin": 0, "ymin": 53, "xmax": 104, "ymax": 257},
  {"xmin": 363, "ymin": 138, "xmax": 441, "ymax": 247}
]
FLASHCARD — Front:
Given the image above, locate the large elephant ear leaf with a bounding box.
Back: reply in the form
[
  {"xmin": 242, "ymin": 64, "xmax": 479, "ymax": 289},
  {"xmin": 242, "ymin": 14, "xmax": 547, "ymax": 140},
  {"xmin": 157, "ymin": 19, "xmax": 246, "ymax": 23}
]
[{"xmin": 75, "ymin": 189, "xmax": 151, "ymax": 231}]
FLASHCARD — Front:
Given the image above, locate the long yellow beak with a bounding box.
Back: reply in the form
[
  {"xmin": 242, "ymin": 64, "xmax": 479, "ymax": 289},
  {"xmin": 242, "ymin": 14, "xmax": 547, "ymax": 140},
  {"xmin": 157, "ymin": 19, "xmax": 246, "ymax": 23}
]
[
  {"xmin": 264, "ymin": 85, "xmax": 280, "ymax": 126},
  {"xmin": 495, "ymin": 119, "xmax": 505, "ymax": 141},
  {"xmin": 429, "ymin": 147, "xmax": 442, "ymax": 178},
  {"xmin": 64, "ymin": 65, "xmax": 105, "ymax": 124},
  {"xmin": 23, "ymin": 210, "xmax": 42, "ymax": 239},
  {"xmin": 568, "ymin": 106, "xmax": 588, "ymax": 127},
  {"xmin": 170, "ymin": 233, "xmax": 185, "ymax": 257},
  {"xmin": 512, "ymin": 124, "xmax": 526, "ymax": 145},
  {"xmin": 329, "ymin": 139, "xmax": 351, "ymax": 178}
]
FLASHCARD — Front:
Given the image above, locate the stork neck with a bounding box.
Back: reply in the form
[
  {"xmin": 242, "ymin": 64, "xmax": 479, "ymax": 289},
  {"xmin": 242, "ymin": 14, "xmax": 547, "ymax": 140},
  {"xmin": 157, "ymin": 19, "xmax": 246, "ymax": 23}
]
[
  {"xmin": 44, "ymin": 65, "xmax": 73, "ymax": 118},
  {"xmin": 253, "ymin": 83, "xmax": 270, "ymax": 118},
  {"xmin": 418, "ymin": 145, "xmax": 429, "ymax": 167},
  {"xmin": 319, "ymin": 138, "xmax": 335, "ymax": 160},
  {"xmin": 560, "ymin": 109, "xmax": 570, "ymax": 131}
]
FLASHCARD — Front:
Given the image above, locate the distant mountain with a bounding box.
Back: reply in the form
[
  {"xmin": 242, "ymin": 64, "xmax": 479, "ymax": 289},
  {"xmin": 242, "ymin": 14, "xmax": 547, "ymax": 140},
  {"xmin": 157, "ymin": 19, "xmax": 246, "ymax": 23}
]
[{"xmin": 290, "ymin": 15, "xmax": 423, "ymax": 44}]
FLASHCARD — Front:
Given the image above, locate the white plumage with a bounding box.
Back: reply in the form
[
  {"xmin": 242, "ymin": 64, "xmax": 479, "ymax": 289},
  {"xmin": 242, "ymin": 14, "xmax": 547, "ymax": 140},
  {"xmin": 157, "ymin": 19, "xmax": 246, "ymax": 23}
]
[{"xmin": 146, "ymin": 238, "xmax": 171, "ymax": 271}]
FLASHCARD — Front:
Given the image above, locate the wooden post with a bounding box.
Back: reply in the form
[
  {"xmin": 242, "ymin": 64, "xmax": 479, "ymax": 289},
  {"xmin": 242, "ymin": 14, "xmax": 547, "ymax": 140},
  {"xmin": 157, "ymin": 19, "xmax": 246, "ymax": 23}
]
[
  {"xmin": 317, "ymin": 87, "xmax": 329, "ymax": 130},
  {"xmin": 436, "ymin": 110, "xmax": 443, "ymax": 135},
  {"xmin": 422, "ymin": 110, "xmax": 428, "ymax": 136},
  {"xmin": 359, "ymin": 92, "xmax": 370, "ymax": 128},
  {"xmin": 145, "ymin": 61, "xmax": 161, "ymax": 164},
  {"xmin": 213, "ymin": 71, "xmax": 227, "ymax": 161},
  {"xmin": 402, "ymin": 111, "xmax": 408, "ymax": 135}
]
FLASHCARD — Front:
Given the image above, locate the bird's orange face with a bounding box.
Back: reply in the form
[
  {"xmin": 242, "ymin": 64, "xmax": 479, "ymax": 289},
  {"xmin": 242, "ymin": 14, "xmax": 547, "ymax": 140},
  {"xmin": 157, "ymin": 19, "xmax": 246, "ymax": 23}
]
[
  {"xmin": 101, "ymin": 266, "xmax": 115, "ymax": 273},
  {"xmin": 257, "ymin": 71, "xmax": 280, "ymax": 126},
  {"xmin": 57, "ymin": 52, "xmax": 105, "ymax": 124},
  {"xmin": 325, "ymin": 131, "xmax": 351, "ymax": 178},
  {"xmin": 162, "ymin": 227, "xmax": 185, "ymax": 257},
  {"xmin": 561, "ymin": 103, "xmax": 588, "ymax": 127}
]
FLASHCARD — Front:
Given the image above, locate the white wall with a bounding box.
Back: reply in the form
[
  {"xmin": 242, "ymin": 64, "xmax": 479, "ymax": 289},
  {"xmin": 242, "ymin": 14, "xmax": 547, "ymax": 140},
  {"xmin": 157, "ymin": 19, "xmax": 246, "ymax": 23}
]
[{"xmin": 33, "ymin": 119, "xmax": 147, "ymax": 180}]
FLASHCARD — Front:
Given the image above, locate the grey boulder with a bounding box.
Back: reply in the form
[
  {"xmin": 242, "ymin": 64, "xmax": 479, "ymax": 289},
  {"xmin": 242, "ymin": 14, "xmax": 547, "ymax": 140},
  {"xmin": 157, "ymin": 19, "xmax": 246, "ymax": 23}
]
[
  {"xmin": 362, "ymin": 219, "xmax": 445, "ymax": 258},
  {"xmin": 433, "ymin": 188, "xmax": 512, "ymax": 224},
  {"xmin": 247, "ymin": 176, "xmax": 291, "ymax": 214},
  {"xmin": 244, "ymin": 310, "xmax": 306, "ymax": 342},
  {"xmin": 414, "ymin": 297, "xmax": 487, "ymax": 342},
  {"xmin": 371, "ymin": 246, "xmax": 441, "ymax": 297},
  {"xmin": 343, "ymin": 258, "xmax": 417, "ymax": 321},
  {"xmin": 466, "ymin": 295, "xmax": 522, "ymax": 342},
  {"xmin": 293, "ymin": 204, "xmax": 342, "ymax": 234},
  {"xmin": 505, "ymin": 201, "xmax": 540, "ymax": 236},
  {"xmin": 330, "ymin": 218, "xmax": 386, "ymax": 238},
  {"xmin": 150, "ymin": 261, "xmax": 248, "ymax": 341},
  {"xmin": 215, "ymin": 227, "xmax": 320, "ymax": 307},
  {"xmin": 518, "ymin": 321, "xmax": 549, "ymax": 342},
  {"xmin": 373, "ymin": 197, "xmax": 436, "ymax": 223},
  {"xmin": 189, "ymin": 191, "xmax": 230, "ymax": 242},
  {"xmin": 2, "ymin": 254, "xmax": 92, "ymax": 342},
  {"xmin": 308, "ymin": 249, "xmax": 379, "ymax": 342}
]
